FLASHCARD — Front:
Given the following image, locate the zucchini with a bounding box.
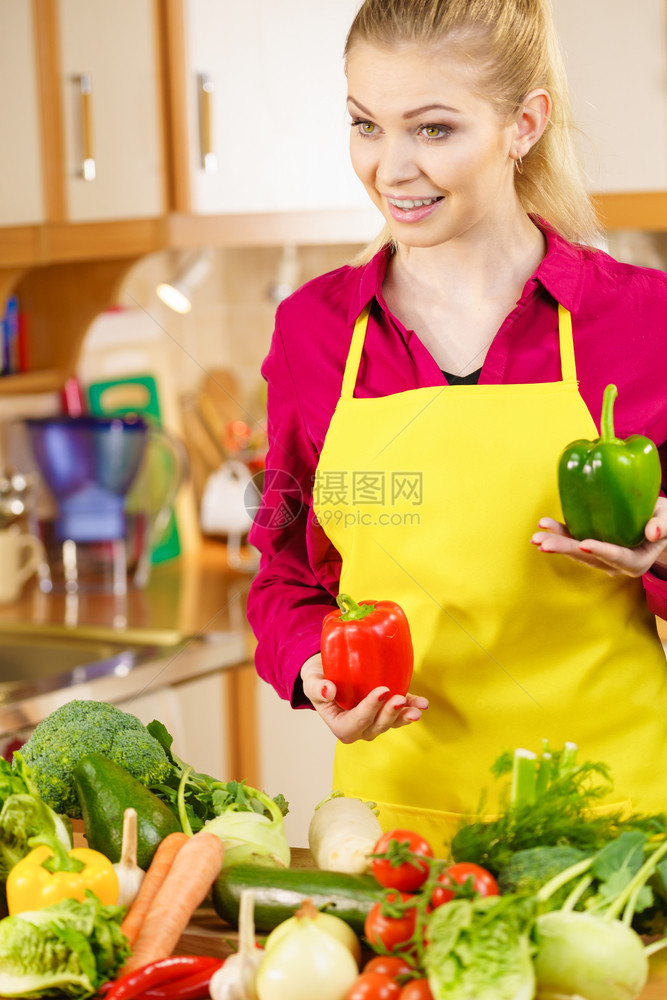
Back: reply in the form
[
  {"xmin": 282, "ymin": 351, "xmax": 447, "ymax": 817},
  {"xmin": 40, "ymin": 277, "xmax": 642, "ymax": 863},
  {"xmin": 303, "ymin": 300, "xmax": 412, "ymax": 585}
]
[{"xmin": 212, "ymin": 863, "xmax": 384, "ymax": 934}]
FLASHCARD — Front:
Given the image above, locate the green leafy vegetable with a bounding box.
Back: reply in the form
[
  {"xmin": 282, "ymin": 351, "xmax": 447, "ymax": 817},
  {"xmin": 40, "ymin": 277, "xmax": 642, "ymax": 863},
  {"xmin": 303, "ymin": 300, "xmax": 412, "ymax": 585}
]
[
  {"xmin": 0, "ymin": 890, "xmax": 129, "ymax": 998},
  {"xmin": 146, "ymin": 720, "xmax": 290, "ymax": 867},
  {"xmin": 497, "ymin": 845, "xmax": 589, "ymax": 901},
  {"xmin": 0, "ymin": 757, "xmax": 72, "ymax": 914},
  {"xmin": 0, "ymin": 757, "xmax": 30, "ymax": 804},
  {"xmin": 451, "ymin": 742, "xmax": 666, "ymax": 874},
  {"xmin": 424, "ymin": 894, "xmax": 537, "ymax": 1000}
]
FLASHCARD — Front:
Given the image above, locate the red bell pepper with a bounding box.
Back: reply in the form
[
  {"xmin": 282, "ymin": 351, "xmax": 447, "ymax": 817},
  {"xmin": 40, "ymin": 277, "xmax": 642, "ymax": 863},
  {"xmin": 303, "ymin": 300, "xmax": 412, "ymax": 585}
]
[{"xmin": 321, "ymin": 593, "xmax": 414, "ymax": 710}]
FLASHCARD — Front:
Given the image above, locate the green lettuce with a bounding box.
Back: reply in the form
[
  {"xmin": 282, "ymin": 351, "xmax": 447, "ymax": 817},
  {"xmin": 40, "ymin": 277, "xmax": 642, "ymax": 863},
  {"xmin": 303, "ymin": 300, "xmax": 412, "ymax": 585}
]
[
  {"xmin": 0, "ymin": 758, "xmax": 72, "ymax": 916},
  {"xmin": 0, "ymin": 891, "xmax": 129, "ymax": 998},
  {"xmin": 424, "ymin": 894, "xmax": 537, "ymax": 1000}
]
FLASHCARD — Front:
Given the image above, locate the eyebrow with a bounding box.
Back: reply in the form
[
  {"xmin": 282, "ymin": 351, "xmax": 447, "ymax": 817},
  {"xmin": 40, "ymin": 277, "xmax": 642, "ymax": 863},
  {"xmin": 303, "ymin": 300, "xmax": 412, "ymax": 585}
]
[{"xmin": 347, "ymin": 98, "xmax": 461, "ymax": 119}]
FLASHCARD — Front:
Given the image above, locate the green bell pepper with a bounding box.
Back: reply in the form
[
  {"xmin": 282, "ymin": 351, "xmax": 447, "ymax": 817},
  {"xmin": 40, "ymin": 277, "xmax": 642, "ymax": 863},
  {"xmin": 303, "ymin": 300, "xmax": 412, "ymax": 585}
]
[{"xmin": 557, "ymin": 383, "xmax": 661, "ymax": 548}]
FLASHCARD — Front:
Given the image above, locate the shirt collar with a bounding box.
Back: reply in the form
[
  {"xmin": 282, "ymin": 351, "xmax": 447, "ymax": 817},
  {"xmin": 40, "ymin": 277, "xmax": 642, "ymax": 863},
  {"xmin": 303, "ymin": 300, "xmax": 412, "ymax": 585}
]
[
  {"xmin": 346, "ymin": 217, "xmax": 587, "ymax": 325},
  {"xmin": 529, "ymin": 217, "xmax": 586, "ymax": 312}
]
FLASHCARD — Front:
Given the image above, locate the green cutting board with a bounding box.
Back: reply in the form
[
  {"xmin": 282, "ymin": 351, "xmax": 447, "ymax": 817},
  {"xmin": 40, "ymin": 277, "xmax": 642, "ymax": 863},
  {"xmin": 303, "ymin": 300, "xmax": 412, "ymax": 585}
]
[{"xmin": 87, "ymin": 374, "xmax": 180, "ymax": 563}]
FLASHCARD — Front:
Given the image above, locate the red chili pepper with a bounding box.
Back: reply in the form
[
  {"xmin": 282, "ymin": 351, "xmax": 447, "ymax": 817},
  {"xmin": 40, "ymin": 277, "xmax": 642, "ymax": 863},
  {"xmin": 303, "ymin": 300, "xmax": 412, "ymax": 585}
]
[
  {"xmin": 321, "ymin": 593, "xmax": 414, "ymax": 710},
  {"xmin": 102, "ymin": 956, "xmax": 221, "ymax": 1000},
  {"xmin": 136, "ymin": 959, "xmax": 224, "ymax": 999}
]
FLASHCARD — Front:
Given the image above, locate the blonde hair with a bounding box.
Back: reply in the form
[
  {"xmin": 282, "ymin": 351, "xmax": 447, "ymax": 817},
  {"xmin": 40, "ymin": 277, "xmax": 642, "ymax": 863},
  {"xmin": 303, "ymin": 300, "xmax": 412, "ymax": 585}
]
[{"xmin": 345, "ymin": 0, "xmax": 601, "ymax": 261}]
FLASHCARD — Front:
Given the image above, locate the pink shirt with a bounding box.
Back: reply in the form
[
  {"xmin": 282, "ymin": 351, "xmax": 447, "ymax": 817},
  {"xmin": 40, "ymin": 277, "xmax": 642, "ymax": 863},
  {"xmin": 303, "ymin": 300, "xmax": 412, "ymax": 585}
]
[{"xmin": 247, "ymin": 222, "xmax": 667, "ymax": 705}]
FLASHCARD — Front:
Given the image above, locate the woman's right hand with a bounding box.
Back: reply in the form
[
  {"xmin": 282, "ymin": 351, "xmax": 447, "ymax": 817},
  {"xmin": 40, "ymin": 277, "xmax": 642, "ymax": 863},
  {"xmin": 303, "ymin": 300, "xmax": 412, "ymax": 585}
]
[{"xmin": 300, "ymin": 653, "xmax": 428, "ymax": 744}]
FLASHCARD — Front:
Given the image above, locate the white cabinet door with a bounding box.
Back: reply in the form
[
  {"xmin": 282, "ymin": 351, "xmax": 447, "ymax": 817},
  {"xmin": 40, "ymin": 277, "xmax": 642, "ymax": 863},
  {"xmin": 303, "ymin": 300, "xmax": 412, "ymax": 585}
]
[
  {"xmin": 257, "ymin": 680, "xmax": 336, "ymax": 848},
  {"xmin": 182, "ymin": 0, "xmax": 373, "ymax": 215},
  {"xmin": 58, "ymin": 0, "xmax": 165, "ymax": 221},
  {"xmin": 0, "ymin": 0, "xmax": 45, "ymax": 226},
  {"xmin": 553, "ymin": 0, "xmax": 667, "ymax": 193}
]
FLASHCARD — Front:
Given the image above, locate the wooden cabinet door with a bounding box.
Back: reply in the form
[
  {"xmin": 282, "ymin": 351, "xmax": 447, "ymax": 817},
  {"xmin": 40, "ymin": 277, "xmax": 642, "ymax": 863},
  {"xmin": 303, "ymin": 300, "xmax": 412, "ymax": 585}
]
[
  {"xmin": 181, "ymin": 0, "xmax": 371, "ymax": 215},
  {"xmin": 553, "ymin": 0, "xmax": 667, "ymax": 193},
  {"xmin": 57, "ymin": 0, "xmax": 165, "ymax": 221},
  {"xmin": 0, "ymin": 0, "xmax": 45, "ymax": 226}
]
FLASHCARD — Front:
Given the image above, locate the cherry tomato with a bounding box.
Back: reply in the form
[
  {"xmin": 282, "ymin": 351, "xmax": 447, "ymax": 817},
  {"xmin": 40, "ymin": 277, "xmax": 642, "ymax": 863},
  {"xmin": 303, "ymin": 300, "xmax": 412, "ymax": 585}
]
[
  {"xmin": 430, "ymin": 861, "xmax": 499, "ymax": 908},
  {"xmin": 371, "ymin": 829, "xmax": 435, "ymax": 892},
  {"xmin": 398, "ymin": 978, "xmax": 434, "ymax": 999},
  {"xmin": 346, "ymin": 972, "xmax": 402, "ymax": 1000},
  {"xmin": 364, "ymin": 892, "xmax": 417, "ymax": 951},
  {"xmin": 362, "ymin": 955, "xmax": 414, "ymax": 979}
]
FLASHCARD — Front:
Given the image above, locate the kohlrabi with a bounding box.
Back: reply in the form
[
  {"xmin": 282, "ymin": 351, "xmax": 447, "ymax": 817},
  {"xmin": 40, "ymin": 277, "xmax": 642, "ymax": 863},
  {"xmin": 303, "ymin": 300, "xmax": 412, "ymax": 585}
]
[
  {"xmin": 204, "ymin": 786, "xmax": 291, "ymax": 868},
  {"xmin": 533, "ymin": 830, "xmax": 667, "ymax": 1000},
  {"xmin": 146, "ymin": 719, "xmax": 290, "ymax": 867}
]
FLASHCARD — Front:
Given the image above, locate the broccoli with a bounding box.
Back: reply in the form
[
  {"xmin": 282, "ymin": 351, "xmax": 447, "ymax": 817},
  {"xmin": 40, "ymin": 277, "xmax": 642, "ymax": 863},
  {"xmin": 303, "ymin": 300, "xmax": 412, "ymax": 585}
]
[
  {"xmin": 497, "ymin": 844, "xmax": 589, "ymax": 902},
  {"xmin": 16, "ymin": 700, "xmax": 173, "ymax": 818}
]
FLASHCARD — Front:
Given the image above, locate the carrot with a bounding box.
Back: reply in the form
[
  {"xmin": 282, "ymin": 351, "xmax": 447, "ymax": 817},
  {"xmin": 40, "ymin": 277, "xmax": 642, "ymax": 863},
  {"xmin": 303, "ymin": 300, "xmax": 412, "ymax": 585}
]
[
  {"xmin": 121, "ymin": 832, "xmax": 190, "ymax": 947},
  {"xmin": 121, "ymin": 830, "xmax": 225, "ymax": 974}
]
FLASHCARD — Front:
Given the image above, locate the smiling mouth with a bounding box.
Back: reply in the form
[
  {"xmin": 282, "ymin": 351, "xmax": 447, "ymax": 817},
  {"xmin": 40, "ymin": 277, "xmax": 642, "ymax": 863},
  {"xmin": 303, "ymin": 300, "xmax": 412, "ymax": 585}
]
[{"xmin": 386, "ymin": 196, "xmax": 443, "ymax": 209}]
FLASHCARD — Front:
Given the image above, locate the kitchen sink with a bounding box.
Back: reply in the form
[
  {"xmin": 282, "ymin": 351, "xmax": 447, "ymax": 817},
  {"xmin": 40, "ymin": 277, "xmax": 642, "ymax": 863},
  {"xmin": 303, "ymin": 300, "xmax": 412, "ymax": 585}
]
[
  {"xmin": 0, "ymin": 624, "xmax": 186, "ymax": 684},
  {"xmin": 0, "ymin": 623, "xmax": 249, "ymax": 736},
  {"xmin": 1, "ymin": 636, "xmax": 141, "ymax": 682}
]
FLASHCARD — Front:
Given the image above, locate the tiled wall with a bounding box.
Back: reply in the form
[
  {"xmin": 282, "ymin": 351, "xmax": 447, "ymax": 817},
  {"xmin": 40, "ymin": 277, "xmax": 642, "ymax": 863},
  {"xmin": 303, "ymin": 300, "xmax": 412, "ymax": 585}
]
[{"xmin": 116, "ymin": 243, "xmax": 365, "ymax": 418}]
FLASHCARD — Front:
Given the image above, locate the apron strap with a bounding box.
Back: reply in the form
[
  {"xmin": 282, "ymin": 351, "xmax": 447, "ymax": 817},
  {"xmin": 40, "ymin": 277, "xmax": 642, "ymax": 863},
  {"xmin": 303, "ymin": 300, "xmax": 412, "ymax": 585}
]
[
  {"xmin": 558, "ymin": 304, "xmax": 578, "ymax": 384},
  {"xmin": 340, "ymin": 302, "xmax": 372, "ymax": 400},
  {"xmin": 343, "ymin": 301, "xmax": 577, "ymax": 396}
]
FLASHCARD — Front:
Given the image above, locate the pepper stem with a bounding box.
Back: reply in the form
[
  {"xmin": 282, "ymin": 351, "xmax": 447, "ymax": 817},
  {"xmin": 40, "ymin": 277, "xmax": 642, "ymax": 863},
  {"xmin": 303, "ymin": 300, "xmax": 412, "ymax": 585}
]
[
  {"xmin": 600, "ymin": 384, "xmax": 619, "ymax": 443},
  {"xmin": 336, "ymin": 593, "xmax": 376, "ymax": 621},
  {"xmin": 28, "ymin": 833, "xmax": 85, "ymax": 873}
]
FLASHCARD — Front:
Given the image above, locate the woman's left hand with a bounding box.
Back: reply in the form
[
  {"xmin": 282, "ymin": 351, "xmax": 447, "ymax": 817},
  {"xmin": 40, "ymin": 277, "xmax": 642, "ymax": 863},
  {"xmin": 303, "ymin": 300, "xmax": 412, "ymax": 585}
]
[{"xmin": 531, "ymin": 496, "xmax": 667, "ymax": 578}]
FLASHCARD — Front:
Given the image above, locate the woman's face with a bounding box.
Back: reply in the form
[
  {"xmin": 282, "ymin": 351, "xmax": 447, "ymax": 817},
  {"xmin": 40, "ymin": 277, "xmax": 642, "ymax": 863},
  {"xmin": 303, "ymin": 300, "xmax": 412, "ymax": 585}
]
[{"xmin": 346, "ymin": 41, "xmax": 520, "ymax": 249}]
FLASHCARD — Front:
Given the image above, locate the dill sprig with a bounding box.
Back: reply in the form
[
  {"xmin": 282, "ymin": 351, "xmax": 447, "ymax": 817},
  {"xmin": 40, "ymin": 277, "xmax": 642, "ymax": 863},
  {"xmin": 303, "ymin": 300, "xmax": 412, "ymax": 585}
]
[{"xmin": 450, "ymin": 742, "xmax": 666, "ymax": 875}]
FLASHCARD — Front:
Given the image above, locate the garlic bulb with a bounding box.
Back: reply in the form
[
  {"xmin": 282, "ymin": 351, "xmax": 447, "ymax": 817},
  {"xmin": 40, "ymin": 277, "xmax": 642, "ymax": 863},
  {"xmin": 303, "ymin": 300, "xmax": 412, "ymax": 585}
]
[
  {"xmin": 209, "ymin": 889, "xmax": 262, "ymax": 1000},
  {"xmin": 113, "ymin": 808, "xmax": 145, "ymax": 907}
]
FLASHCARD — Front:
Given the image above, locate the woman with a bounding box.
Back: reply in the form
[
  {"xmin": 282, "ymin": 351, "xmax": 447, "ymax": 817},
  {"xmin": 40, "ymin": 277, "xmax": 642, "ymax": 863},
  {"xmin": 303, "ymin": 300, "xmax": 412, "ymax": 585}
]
[{"xmin": 247, "ymin": 0, "xmax": 667, "ymax": 850}]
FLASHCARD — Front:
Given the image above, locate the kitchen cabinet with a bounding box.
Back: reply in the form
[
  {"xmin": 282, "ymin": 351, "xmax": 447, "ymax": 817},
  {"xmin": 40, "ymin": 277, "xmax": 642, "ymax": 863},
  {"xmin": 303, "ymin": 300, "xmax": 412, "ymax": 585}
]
[
  {"xmin": 55, "ymin": 0, "xmax": 165, "ymax": 223},
  {"xmin": 0, "ymin": 0, "xmax": 45, "ymax": 228},
  {"xmin": 0, "ymin": 0, "xmax": 167, "ymax": 393},
  {"xmin": 0, "ymin": 0, "xmax": 165, "ymax": 230},
  {"xmin": 257, "ymin": 679, "xmax": 336, "ymax": 848},
  {"xmin": 165, "ymin": 0, "xmax": 383, "ymax": 243}
]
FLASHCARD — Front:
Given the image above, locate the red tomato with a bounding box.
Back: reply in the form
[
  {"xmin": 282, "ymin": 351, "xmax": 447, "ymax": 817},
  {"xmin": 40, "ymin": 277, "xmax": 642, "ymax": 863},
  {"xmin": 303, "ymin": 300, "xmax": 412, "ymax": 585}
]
[
  {"xmin": 371, "ymin": 829, "xmax": 435, "ymax": 892},
  {"xmin": 364, "ymin": 892, "xmax": 418, "ymax": 951},
  {"xmin": 398, "ymin": 979, "xmax": 434, "ymax": 999},
  {"xmin": 430, "ymin": 861, "xmax": 499, "ymax": 908},
  {"xmin": 346, "ymin": 972, "xmax": 402, "ymax": 1000},
  {"xmin": 362, "ymin": 955, "xmax": 414, "ymax": 979}
]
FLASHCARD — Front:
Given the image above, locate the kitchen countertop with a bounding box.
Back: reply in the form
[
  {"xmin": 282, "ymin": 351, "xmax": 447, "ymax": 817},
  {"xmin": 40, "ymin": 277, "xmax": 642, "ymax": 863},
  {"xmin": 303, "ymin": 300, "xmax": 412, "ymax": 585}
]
[
  {"xmin": 0, "ymin": 541, "xmax": 259, "ymax": 766},
  {"xmin": 176, "ymin": 849, "xmax": 667, "ymax": 999},
  {"xmin": 0, "ymin": 539, "xmax": 255, "ymax": 639}
]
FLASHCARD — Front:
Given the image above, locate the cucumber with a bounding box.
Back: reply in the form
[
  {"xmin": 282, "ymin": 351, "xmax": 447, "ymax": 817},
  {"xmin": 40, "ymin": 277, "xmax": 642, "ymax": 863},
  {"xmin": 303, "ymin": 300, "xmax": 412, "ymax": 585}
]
[{"xmin": 212, "ymin": 863, "xmax": 384, "ymax": 934}]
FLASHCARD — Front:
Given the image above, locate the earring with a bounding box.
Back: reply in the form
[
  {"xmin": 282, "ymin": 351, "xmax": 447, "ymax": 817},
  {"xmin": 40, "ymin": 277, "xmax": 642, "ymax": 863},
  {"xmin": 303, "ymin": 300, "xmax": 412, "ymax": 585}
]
[{"xmin": 515, "ymin": 155, "xmax": 524, "ymax": 174}]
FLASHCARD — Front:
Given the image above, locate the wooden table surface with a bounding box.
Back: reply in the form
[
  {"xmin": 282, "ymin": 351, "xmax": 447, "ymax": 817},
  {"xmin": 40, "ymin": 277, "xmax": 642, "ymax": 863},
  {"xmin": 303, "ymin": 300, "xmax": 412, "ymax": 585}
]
[{"xmin": 175, "ymin": 850, "xmax": 667, "ymax": 999}]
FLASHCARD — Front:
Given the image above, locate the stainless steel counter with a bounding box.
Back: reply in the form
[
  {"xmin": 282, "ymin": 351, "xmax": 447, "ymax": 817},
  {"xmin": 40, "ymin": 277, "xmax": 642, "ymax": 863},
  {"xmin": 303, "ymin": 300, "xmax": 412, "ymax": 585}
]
[{"xmin": 0, "ymin": 621, "xmax": 248, "ymax": 737}]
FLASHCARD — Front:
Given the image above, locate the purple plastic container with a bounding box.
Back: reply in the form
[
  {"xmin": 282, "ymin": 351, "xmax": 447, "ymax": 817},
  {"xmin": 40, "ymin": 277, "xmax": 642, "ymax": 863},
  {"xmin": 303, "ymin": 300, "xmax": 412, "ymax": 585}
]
[{"xmin": 25, "ymin": 415, "xmax": 149, "ymax": 542}]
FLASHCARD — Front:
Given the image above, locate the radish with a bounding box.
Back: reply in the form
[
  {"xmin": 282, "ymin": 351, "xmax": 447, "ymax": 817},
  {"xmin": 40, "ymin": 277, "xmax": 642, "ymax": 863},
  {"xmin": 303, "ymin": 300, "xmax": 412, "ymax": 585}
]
[{"xmin": 308, "ymin": 792, "xmax": 383, "ymax": 874}]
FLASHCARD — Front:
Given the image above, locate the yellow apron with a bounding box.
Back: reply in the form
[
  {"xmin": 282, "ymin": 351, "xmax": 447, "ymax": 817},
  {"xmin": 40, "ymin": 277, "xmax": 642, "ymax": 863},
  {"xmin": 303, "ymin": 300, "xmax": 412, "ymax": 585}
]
[{"xmin": 312, "ymin": 301, "xmax": 667, "ymax": 853}]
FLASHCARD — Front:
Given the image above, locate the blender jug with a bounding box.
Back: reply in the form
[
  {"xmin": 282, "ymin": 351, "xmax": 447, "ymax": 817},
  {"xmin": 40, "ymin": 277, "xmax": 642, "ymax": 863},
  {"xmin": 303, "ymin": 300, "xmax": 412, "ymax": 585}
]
[{"xmin": 24, "ymin": 415, "xmax": 185, "ymax": 593}]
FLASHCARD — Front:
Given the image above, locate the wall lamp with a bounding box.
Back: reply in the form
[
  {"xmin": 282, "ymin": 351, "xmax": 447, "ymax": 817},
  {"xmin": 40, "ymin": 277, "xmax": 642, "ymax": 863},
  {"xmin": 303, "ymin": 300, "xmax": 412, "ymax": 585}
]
[{"xmin": 156, "ymin": 250, "xmax": 213, "ymax": 314}]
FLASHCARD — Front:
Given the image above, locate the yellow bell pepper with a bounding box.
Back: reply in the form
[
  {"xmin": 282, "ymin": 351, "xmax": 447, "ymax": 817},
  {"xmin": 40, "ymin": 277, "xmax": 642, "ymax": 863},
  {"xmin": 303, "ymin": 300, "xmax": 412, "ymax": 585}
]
[{"xmin": 6, "ymin": 833, "xmax": 119, "ymax": 915}]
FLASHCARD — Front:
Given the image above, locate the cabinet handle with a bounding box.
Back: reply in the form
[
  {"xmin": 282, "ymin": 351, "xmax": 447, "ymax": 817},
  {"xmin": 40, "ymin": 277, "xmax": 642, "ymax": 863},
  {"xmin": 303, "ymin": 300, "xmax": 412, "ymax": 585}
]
[
  {"xmin": 198, "ymin": 72, "xmax": 218, "ymax": 173},
  {"xmin": 78, "ymin": 73, "xmax": 96, "ymax": 181}
]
